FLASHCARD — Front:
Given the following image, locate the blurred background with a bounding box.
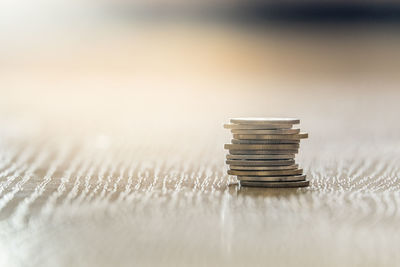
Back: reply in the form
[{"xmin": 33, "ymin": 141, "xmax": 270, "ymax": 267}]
[
  {"xmin": 1, "ymin": 0, "xmax": 399, "ymax": 137},
  {"xmin": 1, "ymin": 1, "xmax": 400, "ymax": 266}
]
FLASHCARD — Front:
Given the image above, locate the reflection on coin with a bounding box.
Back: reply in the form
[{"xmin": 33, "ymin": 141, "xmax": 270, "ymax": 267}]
[
  {"xmin": 228, "ymin": 169, "xmax": 303, "ymax": 176},
  {"xmin": 232, "ymin": 139, "xmax": 300, "ymax": 144},
  {"xmin": 240, "ymin": 180, "xmax": 310, "ymax": 188},
  {"xmin": 231, "ymin": 129, "xmax": 300, "ymax": 134},
  {"xmin": 226, "ymin": 159, "xmax": 295, "ymax": 166},
  {"xmin": 226, "ymin": 154, "xmax": 295, "ymax": 160},
  {"xmin": 225, "ymin": 144, "xmax": 299, "ymax": 150},
  {"xmin": 230, "ymin": 164, "xmax": 298, "ymax": 170},
  {"xmin": 233, "ymin": 133, "xmax": 308, "ymax": 140},
  {"xmin": 230, "ymin": 118, "xmax": 300, "ymax": 125},
  {"xmin": 229, "ymin": 150, "xmax": 298, "ymax": 155},
  {"xmin": 224, "ymin": 124, "xmax": 293, "ymax": 130},
  {"xmin": 238, "ymin": 174, "xmax": 306, "ymax": 182}
]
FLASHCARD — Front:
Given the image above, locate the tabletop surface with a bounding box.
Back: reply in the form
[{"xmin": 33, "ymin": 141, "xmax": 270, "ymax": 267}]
[{"xmin": 1, "ymin": 23, "xmax": 400, "ymax": 267}]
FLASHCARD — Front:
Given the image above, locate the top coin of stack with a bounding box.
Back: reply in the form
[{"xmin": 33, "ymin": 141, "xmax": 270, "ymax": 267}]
[{"xmin": 224, "ymin": 118, "xmax": 309, "ymax": 188}]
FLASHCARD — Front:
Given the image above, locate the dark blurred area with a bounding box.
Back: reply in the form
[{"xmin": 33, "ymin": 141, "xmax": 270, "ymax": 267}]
[{"xmin": 109, "ymin": 1, "xmax": 400, "ymax": 24}]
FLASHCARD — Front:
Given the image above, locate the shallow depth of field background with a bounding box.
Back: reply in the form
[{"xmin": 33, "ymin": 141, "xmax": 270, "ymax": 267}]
[{"xmin": 1, "ymin": 1, "xmax": 400, "ymax": 266}]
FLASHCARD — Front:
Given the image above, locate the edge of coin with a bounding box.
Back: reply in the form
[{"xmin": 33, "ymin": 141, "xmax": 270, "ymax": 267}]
[
  {"xmin": 224, "ymin": 124, "xmax": 294, "ymax": 130},
  {"xmin": 226, "ymin": 159, "xmax": 295, "ymax": 166},
  {"xmin": 228, "ymin": 169, "xmax": 303, "ymax": 176},
  {"xmin": 226, "ymin": 154, "xmax": 295, "ymax": 160},
  {"xmin": 240, "ymin": 180, "xmax": 310, "ymax": 188},
  {"xmin": 231, "ymin": 129, "xmax": 300, "ymax": 134},
  {"xmin": 232, "ymin": 139, "xmax": 300, "ymax": 144},
  {"xmin": 233, "ymin": 133, "xmax": 308, "ymax": 140},
  {"xmin": 225, "ymin": 144, "xmax": 299, "ymax": 150},
  {"xmin": 237, "ymin": 174, "xmax": 306, "ymax": 182},
  {"xmin": 230, "ymin": 118, "xmax": 300, "ymax": 125},
  {"xmin": 229, "ymin": 150, "xmax": 299, "ymax": 155},
  {"xmin": 229, "ymin": 164, "xmax": 299, "ymax": 170}
]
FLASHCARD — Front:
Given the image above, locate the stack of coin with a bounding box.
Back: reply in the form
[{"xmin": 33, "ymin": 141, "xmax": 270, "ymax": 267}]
[{"xmin": 224, "ymin": 118, "xmax": 309, "ymax": 188}]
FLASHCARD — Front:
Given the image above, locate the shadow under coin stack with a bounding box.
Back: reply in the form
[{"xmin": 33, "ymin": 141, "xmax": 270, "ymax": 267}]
[{"xmin": 224, "ymin": 118, "xmax": 309, "ymax": 188}]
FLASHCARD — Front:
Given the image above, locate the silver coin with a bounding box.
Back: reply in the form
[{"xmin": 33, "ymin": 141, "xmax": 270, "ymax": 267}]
[
  {"xmin": 226, "ymin": 159, "xmax": 295, "ymax": 166},
  {"xmin": 231, "ymin": 129, "xmax": 300, "ymax": 135},
  {"xmin": 228, "ymin": 169, "xmax": 303, "ymax": 176},
  {"xmin": 226, "ymin": 154, "xmax": 295, "ymax": 160},
  {"xmin": 230, "ymin": 164, "xmax": 298, "ymax": 171},
  {"xmin": 233, "ymin": 133, "xmax": 308, "ymax": 140},
  {"xmin": 232, "ymin": 139, "xmax": 300, "ymax": 144},
  {"xmin": 229, "ymin": 150, "xmax": 298, "ymax": 155},
  {"xmin": 230, "ymin": 118, "xmax": 300, "ymax": 125},
  {"xmin": 224, "ymin": 124, "xmax": 293, "ymax": 130},
  {"xmin": 238, "ymin": 174, "xmax": 306, "ymax": 182},
  {"xmin": 225, "ymin": 144, "xmax": 299, "ymax": 150},
  {"xmin": 240, "ymin": 180, "xmax": 310, "ymax": 188}
]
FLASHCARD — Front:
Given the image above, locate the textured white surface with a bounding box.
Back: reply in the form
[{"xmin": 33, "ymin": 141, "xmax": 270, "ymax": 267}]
[{"xmin": 1, "ymin": 77, "xmax": 400, "ymax": 266}]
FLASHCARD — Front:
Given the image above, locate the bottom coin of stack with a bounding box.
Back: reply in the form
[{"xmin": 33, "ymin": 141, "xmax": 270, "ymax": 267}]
[{"xmin": 224, "ymin": 117, "xmax": 309, "ymax": 188}]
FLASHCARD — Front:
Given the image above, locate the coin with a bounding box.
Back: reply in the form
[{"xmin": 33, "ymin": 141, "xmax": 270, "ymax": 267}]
[
  {"xmin": 224, "ymin": 124, "xmax": 293, "ymax": 130},
  {"xmin": 228, "ymin": 169, "xmax": 303, "ymax": 176},
  {"xmin": 225, "ymin": 144, "xmax": 299, "ymax": 150},
  {"xmin": 230, "ymin": 118, "xmax": 300, "ymax": 125},
  {"xmin": 229, "ymin": 150, "xmax": 298, "ymax": 155},
  {"xmin": 226, "ymin": 154, "xmax": 295, "ymax": 160},
  {"xmin": 230, "ymin": 164, "xmax": 298, "ymax": 170},
  {"xmin": 224, "ymin": 118, "xmax": 308, "ymax": 188},
  {"xmin": 232, "ymin": 139, "xmax": 300, "ymax": 144},
  {"xmin": 240, "ymin": 180, "xmax": 310, "ymax": 188},
  {"xmin": 231, "ymin": 129, "xmax": 300, "ymax": 134},
  {"xmin": 226, "ymin": 159, "xmax": 295, "ymax": 166},
  {"xmin": 233, "ymin": 133, "xmax": 308, "ymax": 140},
  {"xmin": 238, "ymin": 174, "xmax": 306, "ymax": 182}
]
